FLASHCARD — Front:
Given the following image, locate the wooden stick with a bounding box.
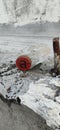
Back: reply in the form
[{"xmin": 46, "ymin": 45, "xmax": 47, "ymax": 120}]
[{"xmin": 53, "ymin": 37, "xmax": 60, "ymax": 74}]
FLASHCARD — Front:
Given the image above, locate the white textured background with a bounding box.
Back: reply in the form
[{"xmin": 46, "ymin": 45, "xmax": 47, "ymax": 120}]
[{"xmin": 0, "ymin": 0, "xmax": 60, "ymax": 25}]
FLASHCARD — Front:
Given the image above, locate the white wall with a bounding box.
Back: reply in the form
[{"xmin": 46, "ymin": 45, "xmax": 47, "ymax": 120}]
[{"xmin": 0, "ymin": 0, "xmax": 60, "ymax": 25}]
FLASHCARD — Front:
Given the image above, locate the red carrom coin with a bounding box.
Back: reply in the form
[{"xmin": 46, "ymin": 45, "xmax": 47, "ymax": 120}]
[{"xmin": 16, "ymin": 55, "xmax": 31, "ymax": 71}]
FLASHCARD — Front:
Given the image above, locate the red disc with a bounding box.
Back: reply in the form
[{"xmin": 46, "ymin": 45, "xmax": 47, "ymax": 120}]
[{"xmin": 16, "ymin": 55, "xmax": 31, "ymax": 71}]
